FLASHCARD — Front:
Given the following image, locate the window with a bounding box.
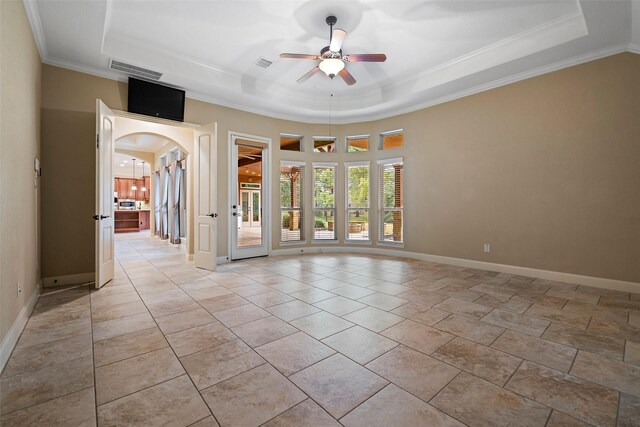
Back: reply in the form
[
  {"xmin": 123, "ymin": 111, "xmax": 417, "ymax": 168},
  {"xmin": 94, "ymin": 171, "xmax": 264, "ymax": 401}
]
[
  {"xmin": 280, "ymin": 162, "xmax": 304, "ymax": 242},
  {"xmin": 313, "ymin": 136, "xmax": 336, "ymax": 153},
  {"xmin": 380, "ymin": 129, "xmax": 404, "ymax": 150},
  {"xmin": 280, "ymin": 134, "xmax": 303, "ymax": 152},
  {"xmin": 346, "ymin": 135, "xmax": 369, "ymax": 152},
  {"xmin": 345, "ymin": 163, "xmax": 370, "ymax": 241},
  {"xmin": 313, "ymin": 164, "xmax": 336, "ymax": 240},
  {"xmin": 379, "ymin": 158, "xmax": 403, "ymax": 243}
]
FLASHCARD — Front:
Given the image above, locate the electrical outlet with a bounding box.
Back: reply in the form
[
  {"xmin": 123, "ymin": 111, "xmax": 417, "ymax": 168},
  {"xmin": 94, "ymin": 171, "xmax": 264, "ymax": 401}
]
[{"xmin": 483, "ymin": 244, "xmax": 491, "ymax": 253}]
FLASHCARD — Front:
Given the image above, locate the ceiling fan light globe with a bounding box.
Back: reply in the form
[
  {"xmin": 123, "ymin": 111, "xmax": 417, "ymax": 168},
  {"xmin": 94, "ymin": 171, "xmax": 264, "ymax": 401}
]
[{"xmin": 319, "ymin": 58, "xmax": 344, "ymax": 77}]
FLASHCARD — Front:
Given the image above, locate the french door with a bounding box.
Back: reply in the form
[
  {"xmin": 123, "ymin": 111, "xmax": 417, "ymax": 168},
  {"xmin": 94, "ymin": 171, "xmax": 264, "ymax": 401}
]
[{"xmin": 240, "ymin": 189, "xmax": 261, "ymax": 227}]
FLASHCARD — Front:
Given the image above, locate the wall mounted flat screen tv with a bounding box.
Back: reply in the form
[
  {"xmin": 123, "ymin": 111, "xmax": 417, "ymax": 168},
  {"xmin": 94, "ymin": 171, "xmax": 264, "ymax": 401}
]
[{"xmin": 127, "ymin": 77, "xmax": 185, "ymax": 122}]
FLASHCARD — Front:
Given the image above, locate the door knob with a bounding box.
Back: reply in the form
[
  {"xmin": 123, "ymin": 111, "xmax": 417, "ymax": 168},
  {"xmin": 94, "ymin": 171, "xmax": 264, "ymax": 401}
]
[
  {"xmin": 207, "ymin": 213, "xmax": 218, "ymax": 218},
  {"xmin": 101, "ymin": 215, "xmax": 110, "ymax": 219},
  {"xmin": 232, "ymin": 205, "xmax": 237, "ymax": 209},
  {"xmin": 232, "ymin": 212, "xmax": 237, "ymax": 216}
]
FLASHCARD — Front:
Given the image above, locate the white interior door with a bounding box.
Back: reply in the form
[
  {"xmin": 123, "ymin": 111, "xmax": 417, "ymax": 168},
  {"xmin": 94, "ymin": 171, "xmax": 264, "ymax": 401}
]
[
  {"xmin": 95, "ymin": 100, "xmax": 115, "ymax": 288},
  {"xmin": 194, "ymin": 123, "xmax": 218, "ymax": 270},
  {"xmin": 230, "ymin": 135, "xmax": 270, "ymax": 260}
]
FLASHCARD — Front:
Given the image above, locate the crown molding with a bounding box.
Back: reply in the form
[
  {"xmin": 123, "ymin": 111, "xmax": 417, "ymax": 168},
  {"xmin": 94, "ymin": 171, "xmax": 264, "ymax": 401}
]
[{"xmin": 22, "ymin": 0, "xmax": 47, "ymax": 60}]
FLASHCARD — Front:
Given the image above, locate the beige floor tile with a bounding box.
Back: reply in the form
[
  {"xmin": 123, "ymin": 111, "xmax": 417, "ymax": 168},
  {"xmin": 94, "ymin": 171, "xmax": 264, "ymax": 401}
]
[
  {"xmin": 290, "ymin": 311, "xmax": 354, "ymax": 339},
  {"xmin": 625, "ymin": 340, "xmax": 640, "ymax": 366},
  {"xmin": 433, "ymin": 337, "xmax": 522, "ymax": 386},
  {"xmin": 91, "ymin": 299, "xmax": 148, "ymax": 323},
  {"xmin": 390, "ymin": 303, "xmax": 450, "ymax": 326},
  {"xmin": 246, "ymin": 291, "xmax": 294, "ymax": 308},
  {"xmin": 570, "ymin": 350, "xmax": 640, "ymax": 397},
  {"xmin": 598, "ymin": 296, "xmax": 640, "ymax": 311},
  {"xmin": 90, "ymin": 290, "xmax": 141, "ymax": 308},
  {"xmin": 290, "ymin": 354, "xmax": 388, "ymax": 419},
  {"xmin": 155, "ymin": 307, "xmax": 218, "ymax": 334},
  {"xmin": 17, "ymin": 316, "xmax": 91, "ymax": 349},
  {"xmin": 481, "ymin": 309, "xmax": 549, "ymax": 337},
  {"xmin": 231, "ymin": 316, "xmax": 298, "ymax": 348},
  {"xmin": 341, "ymin": 384, "xmax": 464, "ymax": 427},
  {"xmin": 95, "ymin": 347, "xmax": 184, "ymax": 404},
  {"xmin": 469, "ymin": 282, "xmax": 518, "ymax": 298},
  {"xmin": 0, "ymin": 355, "xmax": 94, "ymax": 416},
  {"xmin": 542, "ymin": 322, "xmax": 625, "ymax": 360},
  {"xmin": 313, "ymin": 296, "xmax": 366, "ymax": 316},
  {"xmin": 588, "ymin": 317, "xmax": 640, "ymax": 342},
  {"xmin": 330, "ymin": 285, "xmax": 377, "ymax": 300},
  {"xmin": 262, "ymin": 399, "xmax": 340, "ymax": 427},
  {"xmin": 474, "ymin": 295, "xmax": 533, "ymax": 314},
  {"xmin": 356, "ymin": 293, "xmax": 408, "ymax": 311},
  {"xmin": 165, "ymin": 322, "xmax": 236, "ymax": 357},
  {"xmin": 618, "ymin": 393, "xmax": 640, "ymax": 427},
  {"xmin": 365, "ymin": 282, "xmax": 412, "ymax": 296},
  {"xmin": 381, "ymin": 319, "xmax": 454, "ymax": 354},
  {"xmin": 435, "ymin": 286, "xmax": 485, "ymax": 302},
  {"xmin": 546, "ymin": 411, "xmax": 591, "ymax": 427},
  {"xmin": 269, "ymin": 281, "xmax": 314, "ymax": 294},
  {"xmin": 213, "ymin": 303, "xmax": 270, "ymax": 327},
  {"xmin": 97, "ymin": 375, "xmax": 210, "ymax": 426},
  {"xmin": 506, "ymin": 361, "xmax": 618, "ymax": 426},
  {"xmin": 431, "ymin": 372, "xmax": 551, "ymax": 427},
  {"xmin": 397, "ymin": 289, "xmax": 449, "ymax": 306},
  {"xmin": 180, "ymin": 339, "xmax": 265, "ymax": 389},
  {"xmin": 365, "ymin": 345, "xmax": 459, "ymax": 401},
  {"xmin": 343, "ymin": 306, "xmax": 404, "ymax": 332},
  {"xmin": 434, "ymin": 314, "xmax": 504, "ymax": 345},
  {"xmin": 255, "ymin": 332, "xmax": 335, "ymax": 376},
  {"xmin": 230, "ymin": 283, "xmax": 273, "ymax": 298},
  {"xmin": 434, "ymin": 297, "xmax": 493, "ymax": 319},
  {"xmin": 322, "ymin": 326, "xmax": 398, "ymax": 364},
  {"xmin": 94, "ymin": 326, "xmax": 168, "ymax": 367},
  {"xmin": 201, "ymin": 364, "xmax": 306, "ymax": 427},
  {"xmin": 140, "ymin": 288, "xmax": 190, "ymax": 305},
  {"xmin": 92, "ymin": 312, "xmax": 156, "ymax": 341},
  {"xmin": 199, "ymin": 294, "xmax": 249, "ymax": 313},
  {"xmin": 146, "ymin": 295, "xmax": 202, "ymax": 317},
  {"xmin": 562, "ymin": 300, "xmax": 628, "ymax": 323},
  {"xmin": 545, "ymin": 288, "xmax": 600, "ymax": 304},
  {"xmin": 2, "ymin": 333, "xmax": 92, "ymax": 377},
  {"xmin": 491, "ymin": 329, "xmax": 577, "ymax": 372},
  {"xmin": 190, "ymin": 415, "xmax": 220, "ymax": 426},
  {"xmin": 266, "ymin": 300, "xmax": 321, "ymax": 321},
  {"xmin": 515, "ymin": 292, "xmax": 568, "ymax": 310},
  {"xmin": 524, "ymin": 304, "xmax": 591, "ymax": 329},
  {"xmin": 630, "ymin": 311, "xmax": 640, "ymax": 328},
  {"xmin": 0, "ymin": 387, "xmax": 95, "ymax": 426},
  {"xmin": 290, "ymin": 288, "xmax": 336, "ymax": 304}
]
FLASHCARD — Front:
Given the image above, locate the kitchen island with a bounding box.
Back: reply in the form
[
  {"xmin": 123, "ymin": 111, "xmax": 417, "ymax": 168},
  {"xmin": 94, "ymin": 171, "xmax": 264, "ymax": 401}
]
[{"xmin": 114, "ymin": 210, "xmax": 150, "ymax": 233}]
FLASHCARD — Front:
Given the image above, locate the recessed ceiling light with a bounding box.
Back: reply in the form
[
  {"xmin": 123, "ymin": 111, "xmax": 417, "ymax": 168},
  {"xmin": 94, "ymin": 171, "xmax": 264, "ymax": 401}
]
[
  {"xmin": 119, "ymin": 163, "xmax": 125, "ymax": 167},
  {"xmin": 123, "ymin": 160, "xmax": 128, "ymax": 163}
]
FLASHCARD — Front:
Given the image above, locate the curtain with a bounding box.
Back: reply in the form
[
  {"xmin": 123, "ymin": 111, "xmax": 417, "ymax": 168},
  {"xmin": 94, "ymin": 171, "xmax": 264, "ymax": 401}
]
[
  {"xmin": 153, "ymin": 171, "xmax": 161, "ymax": 236},
  {"xmin": 160, "ymin": 168, "xmax": 170, "ymax": 239},
  {"xmin": 170, "ymin": 161, "xmax": 182, "ymax": 244}
]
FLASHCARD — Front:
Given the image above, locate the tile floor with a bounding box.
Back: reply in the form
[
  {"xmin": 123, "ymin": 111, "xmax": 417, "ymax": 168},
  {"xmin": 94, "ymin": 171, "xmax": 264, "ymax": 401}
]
[{"xmin": 1, "ymin": 232, "xmax": 640, "ymax": 426}]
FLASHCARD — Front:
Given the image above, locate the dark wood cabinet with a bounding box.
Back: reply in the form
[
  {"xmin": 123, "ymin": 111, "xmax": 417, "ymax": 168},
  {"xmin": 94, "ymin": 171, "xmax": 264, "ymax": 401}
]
[
  {"xmin": 139, "ymin": 210, "xmax": 150, "ymax": 230},
  {"xmin": 115, "ymin": 210, "xmax": 151, "ymax": 233},
  {"xmin": 115, "ymin": 177, "xmax": 150, "ymax": 201}
]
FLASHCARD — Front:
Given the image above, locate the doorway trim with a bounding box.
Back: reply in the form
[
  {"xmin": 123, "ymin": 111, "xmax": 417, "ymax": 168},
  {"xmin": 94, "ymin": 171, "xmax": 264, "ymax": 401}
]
[{"xmin": 228, "ymin": 131, "xmax": 272, "ymax": 261}]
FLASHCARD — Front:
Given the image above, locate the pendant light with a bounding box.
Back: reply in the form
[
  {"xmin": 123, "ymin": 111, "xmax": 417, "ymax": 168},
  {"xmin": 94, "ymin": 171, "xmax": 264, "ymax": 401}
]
[
  {"xmin": 131, "ymin": 159, "xmax": 137, "ymax": 191},
  {"xmin": 140, "ymin": 162, "xmax": 147, "ymax": 192}
]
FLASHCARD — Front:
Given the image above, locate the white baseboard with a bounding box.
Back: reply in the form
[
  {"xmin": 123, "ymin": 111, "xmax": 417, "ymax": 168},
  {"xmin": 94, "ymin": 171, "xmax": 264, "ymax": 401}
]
[
  {"xmin": 43, "ymin": 272, "xmax": 95, "ymax": 288},
  {"xmin": 0, "ymin": 282, "xmax": 40, "ymax": 372},
  {"xmin": 270, "ymin": 246, "xmax": 640, "ymax": 294},
  {"xmin": 217, "ymin": 256, "xmax": 230, "ymax": 265}
]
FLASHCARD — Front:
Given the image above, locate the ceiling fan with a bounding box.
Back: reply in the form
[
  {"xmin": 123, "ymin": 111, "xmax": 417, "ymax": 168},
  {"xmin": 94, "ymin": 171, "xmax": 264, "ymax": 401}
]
[{"xmin": 279, "ymin": 16, "xmax": 387, "ymax": 86}]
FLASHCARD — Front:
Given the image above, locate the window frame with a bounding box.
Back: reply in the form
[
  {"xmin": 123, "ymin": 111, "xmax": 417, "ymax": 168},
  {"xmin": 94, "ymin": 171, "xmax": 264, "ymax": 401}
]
[
  {"xmin": 279, "ymin": 161, "xmax": 305, "ymax": 244},
  {"xmin": 379, "ymin": 129, "xmax": 404, "ymax": 151},
  {"xmin": 377, "ymin": 157, "xmax": 404, "ymax": 245},
  {"xmin": 312, "ymin": 162, "xmax": 338, "ymax": 242},
  {"xmin": 345, "ymin": 134, "xmax": 370, "ymax": 153},
  {"xmin": 344, "ymin": 161, "xmax": 371, "ymax": 243},
  {"xmin": 280, "ymin": 133, "xmax": 304, "ymax": 152}
]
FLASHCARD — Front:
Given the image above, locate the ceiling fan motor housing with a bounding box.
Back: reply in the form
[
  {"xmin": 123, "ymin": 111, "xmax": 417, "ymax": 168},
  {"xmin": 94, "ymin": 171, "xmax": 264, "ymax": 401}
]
[{"xmin": 321, "ymin": 46, "xmax": 342, "ymax": 58}]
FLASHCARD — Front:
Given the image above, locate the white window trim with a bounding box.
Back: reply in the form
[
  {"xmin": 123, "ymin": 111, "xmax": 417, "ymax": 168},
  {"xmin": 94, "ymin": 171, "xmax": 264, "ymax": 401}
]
[
  {"xmin": 379, "ymin": 129, "xmax": 404, "ymax": 150},
  {"xmin": 280, "ymin": 134, "xmax": 304, "ymax": 152},
  {"xmin": 378, "ymin": 158, "xmax": 404, "ymax": 245},
  {"xmin": 281, "ymin": 160, "xmax": 306, "ymax": 167},
  {"xmin": 312, "ymin": 164, "xmax": 337, "ymax": 242},
  {"xmin": 344, "ymin": 162, "xmax": 371, "ymax": 243}
]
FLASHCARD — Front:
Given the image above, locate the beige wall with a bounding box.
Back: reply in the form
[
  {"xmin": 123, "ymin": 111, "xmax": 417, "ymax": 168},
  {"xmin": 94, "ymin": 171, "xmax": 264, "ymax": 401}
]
[
  {"xmin": 0, "ymin": 1, "xmax": 42, "ymax": 344},
  {"xmin": 40, "ymin": 53, "xmax": 640, "ymax": 283}
]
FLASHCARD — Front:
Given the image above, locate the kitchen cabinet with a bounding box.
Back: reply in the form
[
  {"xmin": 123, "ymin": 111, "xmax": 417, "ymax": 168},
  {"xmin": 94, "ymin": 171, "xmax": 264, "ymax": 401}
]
[
  {"xmin": 139, "ymin": 210, "xmax": 150, "ymax": 230},
  {"xmin": 115, "ymin": 177, "xmax": 149, "ymax": 201},
  {"xmin": 115, "ymin": 210, "xmax": 151, "ymax": 233}
]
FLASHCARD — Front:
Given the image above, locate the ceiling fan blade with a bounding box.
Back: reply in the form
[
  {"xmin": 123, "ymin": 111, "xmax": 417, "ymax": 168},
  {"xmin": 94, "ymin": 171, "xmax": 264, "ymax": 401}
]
[
  {"xmin": 338, "ymin": 68, "xmax": 356, "ymax": 86},
  {"xmin": 329, "ymin": 29, "xmax": 347, "ymax": 52},
  {"xmin": 344, "ymin": 54, "xmax": 387, "ymax": 62},
  {"xmin": 280, "ymin": 53, "xmax": 320, "ymax": 60},
  {"xmin": 297, "ymin": 66, "xmax": 320, "ymax": 83}
]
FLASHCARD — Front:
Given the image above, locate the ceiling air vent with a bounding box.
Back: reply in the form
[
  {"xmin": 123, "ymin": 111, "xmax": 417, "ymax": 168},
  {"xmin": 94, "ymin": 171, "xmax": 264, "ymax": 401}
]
[
  {"xmin": 109, "ymin": 59, "xmax": 163, "ymax": 81},
  {"xmin": 254, "ymin": 57, "xmax": 273, "ymax": 69}
]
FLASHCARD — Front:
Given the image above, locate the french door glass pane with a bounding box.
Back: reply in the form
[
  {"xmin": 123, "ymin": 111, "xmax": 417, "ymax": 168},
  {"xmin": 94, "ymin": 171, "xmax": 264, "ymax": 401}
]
[
  {"xmin": 241, "ymin": 192, "xmax": 249, "ymax": 222},
  {"xmin": 252, "ymin": 191, "xmax": 260, "ymax": 222}
]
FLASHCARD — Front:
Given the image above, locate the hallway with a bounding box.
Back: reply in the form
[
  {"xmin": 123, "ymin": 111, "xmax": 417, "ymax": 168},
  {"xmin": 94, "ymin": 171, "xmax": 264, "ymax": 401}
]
[{"xmin": 1, "ymin": 233, "xmax": 640, "ymax": 425}]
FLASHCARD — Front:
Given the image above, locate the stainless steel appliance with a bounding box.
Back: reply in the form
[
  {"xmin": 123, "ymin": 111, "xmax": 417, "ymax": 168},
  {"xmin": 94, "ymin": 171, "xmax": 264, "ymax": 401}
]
[{"xmin": 118, "ymin": 199, "xmax": 136, "ymax": 210}]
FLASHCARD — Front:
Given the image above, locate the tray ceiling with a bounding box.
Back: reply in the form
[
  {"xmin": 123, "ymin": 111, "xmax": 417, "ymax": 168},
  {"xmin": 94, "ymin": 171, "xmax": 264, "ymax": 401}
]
[{"xmin": 25, "ymin": 0, "xmax": 639, "ymax": 123}]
